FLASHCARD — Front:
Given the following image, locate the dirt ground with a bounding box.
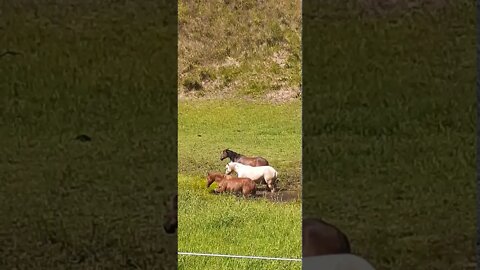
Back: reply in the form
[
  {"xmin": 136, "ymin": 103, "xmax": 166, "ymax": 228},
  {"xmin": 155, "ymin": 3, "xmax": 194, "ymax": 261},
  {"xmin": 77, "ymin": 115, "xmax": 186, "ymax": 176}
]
[
  {"xmin": 212, "ymin": 185, "xmax": 301, "ymax": 203},
  {"xmin": 257, "ymin": 189, "xmax": 301, "ymax": 202}
]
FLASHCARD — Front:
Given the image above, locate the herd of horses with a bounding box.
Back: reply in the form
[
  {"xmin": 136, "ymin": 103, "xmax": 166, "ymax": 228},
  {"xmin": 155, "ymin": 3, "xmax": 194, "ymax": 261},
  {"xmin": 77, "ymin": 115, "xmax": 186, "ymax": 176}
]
[
  {"xmin": 163, "ymin": 148, "xmax": 272, "ymax": 234},
  {"xmin": 213, "ymin": 149, "xmax": 279, "ymax": 195},
  {"xmin": 162, "ymin": 149, "xmax": 376, "ymax": 269}
]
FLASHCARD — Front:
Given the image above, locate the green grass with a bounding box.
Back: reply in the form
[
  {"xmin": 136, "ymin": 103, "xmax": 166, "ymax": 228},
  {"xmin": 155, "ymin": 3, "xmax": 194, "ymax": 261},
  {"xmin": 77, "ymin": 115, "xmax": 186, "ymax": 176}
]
[
  {"xmin": 178, "ymin": 100, "xmax": 302, "ymax": 187},
  {"xmin": 178, "ymin": 175, "xmax": 301, "ymax": 270},
  {"xmin": 1, "ymin": 1, "xmax": 178, "ymax": 269},
  {"xmin": 302, "ymin": 2, "xmax": 476, "ymax": 270},
  {"xmin": 178, "ymin": 100, "xmax": 302, "ymax": 269}
]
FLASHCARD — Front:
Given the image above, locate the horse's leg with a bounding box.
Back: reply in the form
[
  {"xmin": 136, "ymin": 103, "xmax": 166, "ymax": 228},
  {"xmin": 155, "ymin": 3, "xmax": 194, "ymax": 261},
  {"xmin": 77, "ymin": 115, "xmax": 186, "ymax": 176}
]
[
  {"xmin": 251, "ymin": 184, "xmax": 257, "ymax": 198},
  {"xmin": 267, "ymin": 178, "xmax": 276, "ymax": 193},
  {"xmin": 262, "ymin": 175, "xmax": 268, "ymax": 186},
  {"xmin": 260, "ymin": 177, "xmax": 266, "ymax": 185},
  {"xmin": 242, "ymin": 187, "xmax": 249, "ymax": 199},
  {"xmin": 215, "ymin": 185, "xmax": 226, "ymax": 193},
  {"xmin": 264, "ymin": 180, "xmax": 271, "ymax": 192}
]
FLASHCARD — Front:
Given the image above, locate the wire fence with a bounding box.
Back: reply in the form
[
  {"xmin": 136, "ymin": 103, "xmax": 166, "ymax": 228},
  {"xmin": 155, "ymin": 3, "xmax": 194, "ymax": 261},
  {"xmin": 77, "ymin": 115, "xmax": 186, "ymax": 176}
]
[{"xmin": 178, "ymin": 252, "xmax": 302, "ymax": 262}]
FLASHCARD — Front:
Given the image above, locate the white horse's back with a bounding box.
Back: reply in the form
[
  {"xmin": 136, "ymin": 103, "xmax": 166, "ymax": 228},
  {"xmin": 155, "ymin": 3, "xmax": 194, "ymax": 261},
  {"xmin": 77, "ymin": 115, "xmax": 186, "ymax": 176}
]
[
  {"xmin": 234, "ymin": 163, "xmax": 276, "ymax": 180},
  {"xmin": 227, "ymin": 162, "xmax": 278, "ymax": 192}
]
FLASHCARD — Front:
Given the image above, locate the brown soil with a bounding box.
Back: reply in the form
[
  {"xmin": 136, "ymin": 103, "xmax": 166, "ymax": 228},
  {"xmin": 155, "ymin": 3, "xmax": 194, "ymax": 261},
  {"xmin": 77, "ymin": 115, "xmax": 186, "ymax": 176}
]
[
  {"xmin": 265, "ymin": 88, "xmax": 301, "ymax": 103},
  {"xmin": 257, "ymin": 189, "xmax": 300, "ymax": 202},
  {"xmin": 178, "ymin": 87, "xmax": 301, "ymax": 104},
  {"xmin": 210, "ymin": 186, "xmax": 301, "ymax": 202}
]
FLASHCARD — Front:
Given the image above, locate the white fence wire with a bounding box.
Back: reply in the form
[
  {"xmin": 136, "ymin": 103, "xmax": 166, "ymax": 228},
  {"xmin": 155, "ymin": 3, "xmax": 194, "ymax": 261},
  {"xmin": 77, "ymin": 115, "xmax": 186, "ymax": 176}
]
[{"xmin": 178, "ymin": 252, "xmax": 302, "ymax": 262}]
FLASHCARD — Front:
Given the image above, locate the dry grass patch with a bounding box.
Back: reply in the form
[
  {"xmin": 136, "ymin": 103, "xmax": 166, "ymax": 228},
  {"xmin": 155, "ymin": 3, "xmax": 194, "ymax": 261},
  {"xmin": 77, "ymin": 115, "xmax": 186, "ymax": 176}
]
[{"xmin": 178, "ymin": 0, "xmax": 301, "ymax": 101}]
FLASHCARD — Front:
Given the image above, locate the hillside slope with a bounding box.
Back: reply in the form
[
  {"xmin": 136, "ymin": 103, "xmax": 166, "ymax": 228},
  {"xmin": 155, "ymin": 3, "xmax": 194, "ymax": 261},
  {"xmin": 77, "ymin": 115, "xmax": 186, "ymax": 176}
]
[{"xmin": 178, "ymin": 0, "xmax": 302, "ymax": 101}]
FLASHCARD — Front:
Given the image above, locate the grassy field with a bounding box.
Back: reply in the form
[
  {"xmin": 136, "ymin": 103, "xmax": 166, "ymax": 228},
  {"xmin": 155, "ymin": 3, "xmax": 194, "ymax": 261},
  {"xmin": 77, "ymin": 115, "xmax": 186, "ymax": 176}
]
[
  {"xmin": 1, "ymin": 1, "xmax": 178, "ymax": 269},
  {"xmin": 178, "ymin": 100, "xmax": 302, "ymax": 186},
  {"xmin": 303, "ymin": 2, "xmax": 476, "ymax": 270},
  {"xmin": 178, "ymin": 0, "xmax": 301, "ymax": 100},
  {"xmin": 177, "ymin": 100, "xmax": 302, "ymax": 270}
]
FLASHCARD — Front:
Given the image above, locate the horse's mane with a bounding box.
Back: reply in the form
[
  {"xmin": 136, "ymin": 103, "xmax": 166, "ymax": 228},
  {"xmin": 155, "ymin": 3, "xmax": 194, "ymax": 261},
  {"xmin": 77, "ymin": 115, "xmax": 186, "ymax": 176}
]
[{"xmin": 226, "ymin": 149, "xmax": 242, "ymax": 160}]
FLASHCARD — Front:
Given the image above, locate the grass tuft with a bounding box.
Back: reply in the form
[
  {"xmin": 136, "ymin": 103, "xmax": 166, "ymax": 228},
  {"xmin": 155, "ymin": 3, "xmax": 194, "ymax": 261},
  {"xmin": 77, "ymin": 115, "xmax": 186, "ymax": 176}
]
[{"xmin": 178, "ymin": 99, "xmax": 302, "ymax": 269}]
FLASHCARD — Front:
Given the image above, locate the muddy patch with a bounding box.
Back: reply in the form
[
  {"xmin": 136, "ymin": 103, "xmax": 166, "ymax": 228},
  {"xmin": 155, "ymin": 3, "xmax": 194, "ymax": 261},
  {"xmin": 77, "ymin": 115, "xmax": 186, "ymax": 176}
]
[
  {"xmin": 252, "ymin": 186, "xmax": 300, "ymax": 202},
  {"xmin": 209, "ymin": 187, "xmax": 300, "ymax": 202},
  {"xmin": 257, "ymin": 189, "xmax": 300, "ymax": 202}
]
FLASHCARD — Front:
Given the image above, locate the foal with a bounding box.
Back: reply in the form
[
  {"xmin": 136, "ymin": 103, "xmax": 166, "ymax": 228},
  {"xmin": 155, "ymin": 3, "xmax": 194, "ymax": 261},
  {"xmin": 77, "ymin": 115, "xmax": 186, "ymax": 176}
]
[
  {"xmin": 220, "ymin": 149, "xmax": 269, "ymax": 167},
  {"xmin": 206, "ymin": 172, "xmax": 256, "ymax": 197},
  {"xmin": 303, "ymin": 217, "xmax": 351, "ymax": 257},
  {"xmin": 163, "ymin": 193, "xmax": 178, "ymax": 234}
]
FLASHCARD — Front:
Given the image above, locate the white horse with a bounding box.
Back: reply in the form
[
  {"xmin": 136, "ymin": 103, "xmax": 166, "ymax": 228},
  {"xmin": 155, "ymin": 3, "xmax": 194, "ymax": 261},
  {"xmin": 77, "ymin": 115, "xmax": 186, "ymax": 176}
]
[{"xmin": 225, "ymin": 162, "xmax": 278, "ymax": 193}]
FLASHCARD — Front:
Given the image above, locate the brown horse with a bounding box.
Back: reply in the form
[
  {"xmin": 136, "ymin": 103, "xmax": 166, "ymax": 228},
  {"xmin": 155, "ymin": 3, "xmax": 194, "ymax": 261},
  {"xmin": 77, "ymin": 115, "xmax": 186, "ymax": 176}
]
[
  {"xmin": 206, "ymin": 171, "xmax": 256, "ymax": 197},
  {"xmin": 163, "ymin": 193, "xmax": 178, "ymax": 234},
  {"xmin": 220, "ymin": 149, "xmax": 269, "ymax": 167},
  {"xmin": 303, "ymin": 217, "xmax": 351, "ymax": 257}
]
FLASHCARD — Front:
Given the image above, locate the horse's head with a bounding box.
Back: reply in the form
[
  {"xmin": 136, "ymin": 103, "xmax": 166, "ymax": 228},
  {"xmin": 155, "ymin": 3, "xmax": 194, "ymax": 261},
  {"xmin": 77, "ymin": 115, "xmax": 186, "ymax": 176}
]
[
  {"xmin": 220, "ymin": 149, "xmax": 229, "ymax": 160},
  {"xmin": 206, "ymin": 172, "xmax": 216, "ymax": 188},
  {"xmin": 163, "ymin": 194, "xmax": 178, "ymax": 234},
  {"xmin": 225, "ymin": 162, "xmax": 234, "ymax": 175}
]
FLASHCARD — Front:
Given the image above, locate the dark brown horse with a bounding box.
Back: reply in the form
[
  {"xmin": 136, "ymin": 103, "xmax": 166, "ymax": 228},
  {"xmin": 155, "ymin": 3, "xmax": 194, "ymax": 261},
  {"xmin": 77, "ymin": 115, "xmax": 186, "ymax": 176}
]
[
  {"xmin": 303, "ymin": 217, "xmax": 351, "ymax": 257},
  {"xmin": 206, "ymin": 171, "xmax": 256, "ymax": 197},
  {"xmin": 220, "ymin": 149, "xmax": 269, "ymax": 167},
  {"xmin": 163, "ymin": 193, "xmax": 178, "ymax": 234}
]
